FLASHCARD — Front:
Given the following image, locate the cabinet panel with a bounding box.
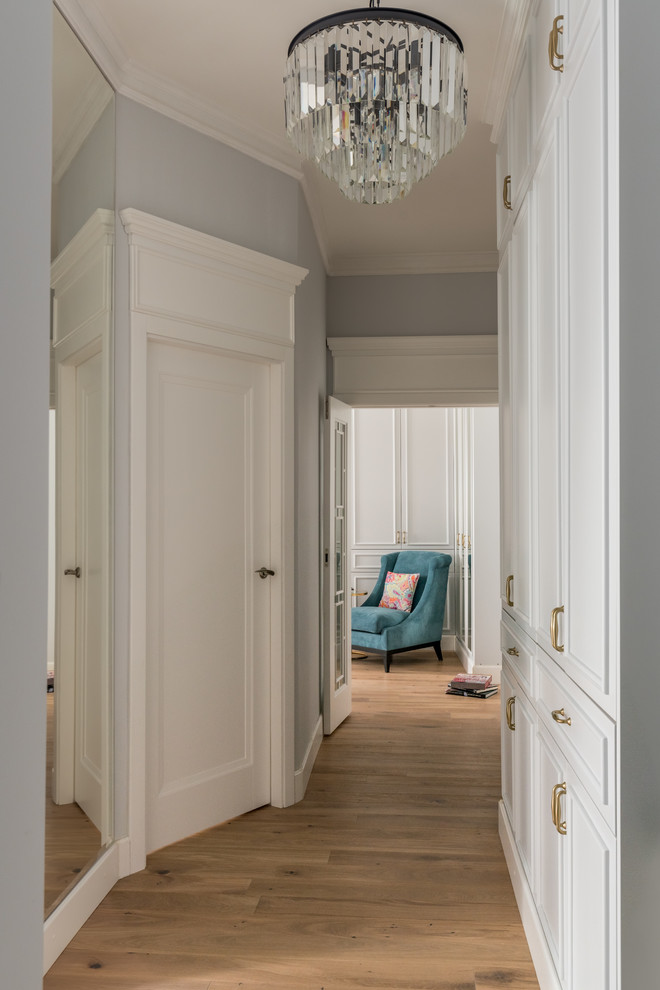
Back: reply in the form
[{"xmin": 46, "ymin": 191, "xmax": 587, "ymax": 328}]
[
  {"xmin": 510, "ymin": 198, "xmax": 533, "ymax": 628},
  {"xmin": 401, "ymin": 408, "xmax": 452, "ymax": 546},
  {"xmin": 534, "ymin": 123, "xmax": 562, "ymax": 653},
  {"xmin": 563, "ymin": 18, "xmax": 610, "ymax": 697},
  {"xmin": 496, "ymin": 111, "xmax": 512, "ymax": 246},
  {"xmin": 532, "ymin": 0, "xmax": 561, "ymax": 139},
  {"xmin": 536, "ymin": 729, "xmax": 566, "ymax": 982},
  {"xmin": 500, "ymin": 615, "xmax": 534, "ymax": 694},
  {"xmin": 568, "ymin": 780, "xmax": 616, "ymax": 990},
  {"xmin": 511, "ymin": 40, "xmax": 532, "ymax": 213},
  {"xmin": 498, "ymin": 249, "xmax": 513, "ymax": 604},
  {"xmin": 352, "ymin": 408, "xmax": 398, "ymax": 548},
  {"xmin": 501, "ymin": 658, "xmax": 535, "ymax": 886}
]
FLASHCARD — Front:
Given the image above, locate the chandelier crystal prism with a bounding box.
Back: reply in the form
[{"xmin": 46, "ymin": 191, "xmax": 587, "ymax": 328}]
[{"xmin": 284, "ymin": 2, "xmax": 468, "ymax": 205}]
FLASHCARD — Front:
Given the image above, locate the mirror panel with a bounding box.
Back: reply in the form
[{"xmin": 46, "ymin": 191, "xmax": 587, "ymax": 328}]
[{"xmin": 46, "ymin": 5, "xmax": 114, "ymax": 917}]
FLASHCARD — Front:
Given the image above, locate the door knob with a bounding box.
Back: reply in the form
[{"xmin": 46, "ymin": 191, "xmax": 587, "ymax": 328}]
[
  {"xmin": 255, "ymin": 567, "xmax": 275, "ymax": 579},
  {"xmin": 64, "ymin": 567, "xmax": 81, "ymax": 578}
]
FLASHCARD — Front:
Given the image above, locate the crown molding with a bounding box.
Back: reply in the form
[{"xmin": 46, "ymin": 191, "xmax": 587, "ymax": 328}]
[
  {"xmin": 56, "ymin": 0, "xmax": 303, "ymax": 183},
  {"xmin": 483, "ymin": 0, "xmax": 533, "ymax": 141},
  {"xmin": 328, "ymin": 250, "xmax": 498, "ymax": 277},
  {"xmin": 53, "ymin": 75, "xmax": 113, "ymax": 185},
  {"xmin": 120, "ymin": 209, "xmax": 308, "ymax": 293}
]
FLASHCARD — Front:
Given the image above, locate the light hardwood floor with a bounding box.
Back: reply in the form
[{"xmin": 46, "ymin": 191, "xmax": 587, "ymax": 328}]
[
  {"xmin": 45, "ymin": 692, "xmax": 102, "ymax": 913},
  {"xmin": 44, "ymin": 650, "xmax": 539, "ymax": 989}
]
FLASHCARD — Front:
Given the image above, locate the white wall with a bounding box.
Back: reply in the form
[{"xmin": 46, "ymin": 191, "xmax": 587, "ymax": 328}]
[
  {"xmin": 619, "ymin": 2, "xmax": 660, "ymax": 985},
  {"xmin": 0, "ymin": 2, "xmax": 51, "ymax": 986}
]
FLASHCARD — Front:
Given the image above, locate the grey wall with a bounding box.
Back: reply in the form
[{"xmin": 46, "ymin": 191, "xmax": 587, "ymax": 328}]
[
  {"xmin": 327, "ymin": 271, "xmax": 498, "ymax": 337},
  {"xmin": 0, "ymin": 2, "xmax": 51, "ymax": 986},
  {"xmin": 620, "ymin": 2, "xmax": 660, "ymax": 985},
  {"xmin": 113, "ymin": 97, "xmax": 327, "ymax": 792},
  {"xmin": 54, "ymin": 97, "xmax": 115, "ymax": 255}
]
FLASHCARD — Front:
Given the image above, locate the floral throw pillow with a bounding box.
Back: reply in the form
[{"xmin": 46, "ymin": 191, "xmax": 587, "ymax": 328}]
[{"xmin": 379, "ymin": 571, "xmax": 420, "ymax": 612}]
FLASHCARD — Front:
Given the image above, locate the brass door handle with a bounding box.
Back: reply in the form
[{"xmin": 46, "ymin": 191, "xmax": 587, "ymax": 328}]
[
  {"xmin": 551, "ymin": 781, "xmax": 567, "ymax": 834},
  {"xmin": 507, "ymin": 647, "xmax": 519, "ymax": 657},
  {"xmin": 552, "ymin": 708, "xmax": 572, "ymax": 726},
  {"xmin": 396, "ymin": 530, "xmax": 401, "ymax": 544},
  {"xmin": 506, "ymin": 696, "xmax": 516, "ymax": 731},
  {"xmin": 548, "ymin": 15, "xmax": 564, "ymax": 72},
  {"xmin": 402, "ymin": 531, "xmax": 407, "ymax": 544},
  {"xmin": 505, "ymin": 574, "xmax": 514, "ymax": 607},
  {"xmin": 550, "ymin": 605, "xmax": 565, "ymax": 652},
  {"xmin": 503, "ymin": 174, "xmax": 512, "ymax": 210}
]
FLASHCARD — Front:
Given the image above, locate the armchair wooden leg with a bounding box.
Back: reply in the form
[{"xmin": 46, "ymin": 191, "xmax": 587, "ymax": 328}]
[
  {"xmin": 432, "ymin": 642, "xmax": 444, "ymax": 663},
  {"xmin": 384, "ymin": 652, "xmax": 393, "ymax": 673}
]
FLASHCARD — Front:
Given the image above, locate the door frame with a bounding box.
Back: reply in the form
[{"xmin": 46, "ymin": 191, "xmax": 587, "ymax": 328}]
[{"xmin": 120, "ymin": 209, "xmax": 307, "ymax": 873}]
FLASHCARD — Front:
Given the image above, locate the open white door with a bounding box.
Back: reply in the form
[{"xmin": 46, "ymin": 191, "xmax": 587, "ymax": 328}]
[{"xmin": 324, "ymin": 397, "xmax": 352, "ymax": 734}]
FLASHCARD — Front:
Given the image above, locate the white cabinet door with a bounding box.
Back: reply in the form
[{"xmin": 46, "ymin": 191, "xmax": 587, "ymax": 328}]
[
  {"xmin": 532, "ymin": 0, "xmax": 562, "ymax": 140},
  {"xmin": 567, "ymin": 774, "xmax": 616, "ymax": 990},
  {"xmin": 534, "ymin": 121, "xmax": 563, "ymax": 656},
  {"xmin": 536, "ymin": 727, "xmax": 567, "ymax": 984},
  {"xmin": 561, "ymin": 13, "xmax": 612, "ymax": 707},
  {"xmin": 498, "ymin": 246, "xmax": 514, "ymax": 608},
  {"xmin": 537, "ymin": 724, "xmax": 616, "ymax": 990},
  {"xmin": 496, "ymin": 108, "xmax": 512, "ymax": 246},
  {"xmin": 501, "ymin": 660, "xmax": 535, "ymax": 887},
  {"xmin": 351, "ymin": 408, "xmax": 399, "ymax": 549},
  {"xmin": 510, "ymin": 38, "xmax": 532, "ymax": 215},
  {"xmin": 509, "ymin": 196, "xmax": 533, "ymax": 630}
]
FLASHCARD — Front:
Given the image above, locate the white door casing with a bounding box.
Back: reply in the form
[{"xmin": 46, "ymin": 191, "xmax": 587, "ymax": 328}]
[
  {"xmin": 324, "ymin": 397, "xmax": 352, "ymax": 735},
  {"xmin": 121, "ymin": 210, "xmax": 307, "ymax": 866}
]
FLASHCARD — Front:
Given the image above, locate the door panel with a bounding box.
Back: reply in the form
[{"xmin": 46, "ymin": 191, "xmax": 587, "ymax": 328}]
[
  {"xmin": 146, "ymin": 341, "xmax": 271, "ymax": 852},
  {"xmin": 324, "ymin": 397, "xmax": 352, "ymax": 734},
  {"xmin": 351, "ymin": 408, "xmax": 398, "ymax": 548},
  {"xmin": 400, "ymin": 408, "xmax": 452, "ymax": 546}
]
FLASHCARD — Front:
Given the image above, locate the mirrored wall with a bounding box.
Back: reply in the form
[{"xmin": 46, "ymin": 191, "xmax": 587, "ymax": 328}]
[{"xmin": 46, "ymin": 5, "xmax": 115, "ymax": 916}]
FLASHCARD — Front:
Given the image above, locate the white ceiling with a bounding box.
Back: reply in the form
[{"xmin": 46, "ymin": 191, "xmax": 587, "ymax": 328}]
[{"xmin": 55, "ymin": 0, "xmax": 514, "ymax": 275}]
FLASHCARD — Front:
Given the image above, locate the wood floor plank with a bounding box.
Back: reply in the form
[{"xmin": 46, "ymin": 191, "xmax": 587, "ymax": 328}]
[{"xmin": 44, "ymin": 651, "xmax": 539, "ymax": 990}]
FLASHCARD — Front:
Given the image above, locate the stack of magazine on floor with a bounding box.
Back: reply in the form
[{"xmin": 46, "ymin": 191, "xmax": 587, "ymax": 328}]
[{"xmin": 446, "ymin": 673, "xmax": 499, "ymax": 698}]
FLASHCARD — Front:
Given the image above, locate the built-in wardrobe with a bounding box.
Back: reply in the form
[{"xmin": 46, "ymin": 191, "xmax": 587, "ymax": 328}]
[{"xmin": 496, "ymin": 1, "xmax": 617, "ymax": 987}]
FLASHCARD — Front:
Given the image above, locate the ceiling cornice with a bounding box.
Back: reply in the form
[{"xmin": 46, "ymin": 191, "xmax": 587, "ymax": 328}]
[
  {"xmin": 56, "ymin": 0, "xmax": 304, "ymax": 182},
  {"xmin": 483, "ymin": 0, "xmax": 534, "ymax": 141},
  {"xmin": 328, "ymin": 250, "xmax": 499, "ymax": 277}
]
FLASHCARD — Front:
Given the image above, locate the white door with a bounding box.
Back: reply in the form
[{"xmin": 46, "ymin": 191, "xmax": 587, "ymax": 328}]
[
  {"xmin": 145, "ymin": 340, "xmax": 271, "ymax": 852},
  {"xmin": 324, "ymin": 397, "xmax": 352, "ymax": 734},
  {"xmin": 72, "ymin": 351, "xmax": 104, "ymax": 832}
]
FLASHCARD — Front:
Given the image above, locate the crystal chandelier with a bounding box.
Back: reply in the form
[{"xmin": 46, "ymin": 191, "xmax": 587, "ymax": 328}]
[{"xmin": 284, "ymin": 1, "xmax": 467, "ymax": 205}]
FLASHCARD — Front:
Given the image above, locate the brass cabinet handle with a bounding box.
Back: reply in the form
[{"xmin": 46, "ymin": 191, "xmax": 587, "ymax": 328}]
[
  {"xmin": 551, "ymin": 781, "xmax": 567, "ymax": 834},
  {"xmin": 552, "ymin": 708, "xmax": 572, "ymax": 726},
  {"xmin": 457, "ymin": 533, "xmax": 461, "ymax": 546},
  {"xmin": 505, "ymin": 574, "xmax": 514, "ymax": 607},
  {"xmin": 548, "ymin": 15, "xmax": 564, "ymax": 72},
  {"xmin": 550, "ymin": 605, "xmax": 565, "ymax": 652},
  {"xmin": 402, "ymin": 531, "xmax": 407, "ymax": 544},
  {"xmin": 506, "ymin": 696, "xmax": 516, "ymax": 731},
  {"xmin": 507, "ymin": 646, "xmax": 520, "ymax": 657},
  {"xmin": 396, "ymin": 530, "xmax": 401, "ymax": 544},
  {"xmin": 503, "ymin": 174, "xmax": 512, "ymax": 210}
]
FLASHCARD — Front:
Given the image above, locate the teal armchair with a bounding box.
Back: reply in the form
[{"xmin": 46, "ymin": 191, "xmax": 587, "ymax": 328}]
[{"xmin": 351, "ymin": 550, "xmax": 452, "ymax": 673}]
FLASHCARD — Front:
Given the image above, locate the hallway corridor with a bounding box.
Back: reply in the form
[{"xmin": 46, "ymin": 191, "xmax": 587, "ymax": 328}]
[{"xmin": 44, "ymin": 651, "xmax": 539, "ymax": 989}]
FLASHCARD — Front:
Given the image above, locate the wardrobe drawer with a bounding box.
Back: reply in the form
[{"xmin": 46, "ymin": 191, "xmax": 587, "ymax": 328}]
[
  {"xmin": 500, "ymin": 615, "xmax": 535, "ymax": 693},
  {"xmin": 536, "ymin": 650, "xmax": 616, "ymax": 831}
]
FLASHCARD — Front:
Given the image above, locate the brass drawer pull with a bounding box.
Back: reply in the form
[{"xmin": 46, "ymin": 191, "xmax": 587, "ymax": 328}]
[
  {"xmin": 507, "ymin": 647, "xmax": 520, "ymax": 657},
  {"xmin": 552, "ymin": 708, "xmax": 572, "ymax": 726},
  {"xmin": 505, "ymin": 574, "xmax": 514, "ymax": 607},
  {"xmin": 503, "ymin": 174, "xmax": 512, "ymax": 210},
  {"xmin": 506, "ymin": 696, "xmax": 516, "ymax": 731},
  {"xmin": 550, "ymin": 605, "xmax": 565, "ymax": 652},
  {"xmin": 551, "ymin": 781, "xmax": 567, "ymax": 835},
  {"xmin": 548, "ymin": 14, "xmax": 564, "ymax": 72}
]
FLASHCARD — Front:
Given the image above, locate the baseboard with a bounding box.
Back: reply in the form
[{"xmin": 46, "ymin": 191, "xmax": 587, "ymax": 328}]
[
  {"xmin": 43, "ymin": 839, "xmax": 123, "ymax": 973},
  {"xmin": 498, "ymin": 801, "xmax": 562, "ymax": 990},
  {"xmin": 455, "ymin": 638, "xmax": 471, "ymax": 670},
  {"xmin": 294, "ymin": 715, "xmax": 323, "ymax": 803}
]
